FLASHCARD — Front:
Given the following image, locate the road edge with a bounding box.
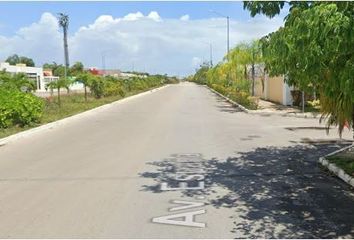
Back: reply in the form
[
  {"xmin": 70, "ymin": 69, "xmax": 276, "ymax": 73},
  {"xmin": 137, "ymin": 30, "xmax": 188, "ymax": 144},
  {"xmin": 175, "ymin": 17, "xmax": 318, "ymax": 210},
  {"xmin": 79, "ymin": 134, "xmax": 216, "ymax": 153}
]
[
  {"xmin": 0, "ymin": 84, "xmax": 170, "ymax": 146},
  {"xmin": 205, "ymin": 85, "xmax": 249, "ymax": 113},
  {"xmin": 319, "ymin": 144, "xmax": 354, "ymax": 188}
]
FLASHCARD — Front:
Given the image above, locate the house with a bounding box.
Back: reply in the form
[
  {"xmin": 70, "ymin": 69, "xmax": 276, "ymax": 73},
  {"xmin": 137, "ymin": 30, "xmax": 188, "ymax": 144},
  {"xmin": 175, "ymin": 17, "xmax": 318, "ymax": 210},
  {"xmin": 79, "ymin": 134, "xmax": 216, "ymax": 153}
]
[
  {"xmin": 249, "ymin": 64, "xmax": 294, "ymax": 106},
  {"xmin": 43, "ymin": 69, "xmax": 59, "ymax": 90}
]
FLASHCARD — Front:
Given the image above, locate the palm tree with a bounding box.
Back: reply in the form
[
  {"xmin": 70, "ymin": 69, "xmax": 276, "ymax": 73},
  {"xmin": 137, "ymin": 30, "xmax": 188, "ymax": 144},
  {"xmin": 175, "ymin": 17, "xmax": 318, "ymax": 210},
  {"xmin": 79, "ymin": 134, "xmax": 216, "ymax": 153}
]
[{"xmin": 57, "ymin": 13, "xmax": 70, "ymax": 77}]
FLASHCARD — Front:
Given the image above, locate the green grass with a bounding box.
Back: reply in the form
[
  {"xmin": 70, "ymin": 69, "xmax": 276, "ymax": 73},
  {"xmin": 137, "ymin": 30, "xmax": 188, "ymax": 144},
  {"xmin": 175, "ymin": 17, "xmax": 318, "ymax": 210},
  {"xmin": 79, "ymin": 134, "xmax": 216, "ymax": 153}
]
[
  {"xmin": 327, "ymin": 147, "xmax": 354, "ymax": 177},
  {"xmin": 0, "ymin": 88, "xmax": 156, "ymax": 139}
]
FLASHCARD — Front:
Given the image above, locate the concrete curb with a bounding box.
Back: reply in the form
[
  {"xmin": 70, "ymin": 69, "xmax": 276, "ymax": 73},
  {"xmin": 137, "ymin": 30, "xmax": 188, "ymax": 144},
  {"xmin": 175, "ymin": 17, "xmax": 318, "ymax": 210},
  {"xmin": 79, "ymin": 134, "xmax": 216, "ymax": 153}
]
[
  {"xmin": 319, "ymin": 145, "xmax": 354, "ymax": 188},
  {"xmin": 205, "ymin": 85, "xmax": 320, "ymax": 119},
  {"xmin": 205, "ymin": 86, "xmax": 249, "ymax": 113},
  {"xmin": 0, "ymin": 85, "xmax": 170, "ymax": 146}
]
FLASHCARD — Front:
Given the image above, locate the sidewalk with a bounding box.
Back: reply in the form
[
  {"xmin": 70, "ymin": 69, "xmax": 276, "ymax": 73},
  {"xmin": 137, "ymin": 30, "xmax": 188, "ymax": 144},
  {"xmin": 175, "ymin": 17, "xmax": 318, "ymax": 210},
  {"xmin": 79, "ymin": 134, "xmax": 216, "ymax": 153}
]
[
  {"xmin": 250, "ymin": 99, "xmax": 321, "ymax": 118},
  {"xmin": 207, "ymin": 85, "xmax": 320, "ymax": 118},
  {"xmin": 257, "ymin": 99, "xmax": 301, "ymax": 113}
]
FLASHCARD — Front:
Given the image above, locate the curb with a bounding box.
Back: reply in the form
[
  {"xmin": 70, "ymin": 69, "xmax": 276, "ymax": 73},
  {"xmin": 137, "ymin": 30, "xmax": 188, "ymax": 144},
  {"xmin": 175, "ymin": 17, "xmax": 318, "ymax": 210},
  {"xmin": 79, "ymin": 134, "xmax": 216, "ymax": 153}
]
[
  {"xmin": 205, "ymin": 85, "xmax": 320, "ymax": 119},
  {"xmin": 319, "ymin": 145, "xmax": 354, "ymax": 188},
  {"xmin": 0, "ymin": 85, "xmax": 170, "ymax": 146},
  {"xmin": 205, "ymin": 86, "xmax": 249, "ymax": 113}
]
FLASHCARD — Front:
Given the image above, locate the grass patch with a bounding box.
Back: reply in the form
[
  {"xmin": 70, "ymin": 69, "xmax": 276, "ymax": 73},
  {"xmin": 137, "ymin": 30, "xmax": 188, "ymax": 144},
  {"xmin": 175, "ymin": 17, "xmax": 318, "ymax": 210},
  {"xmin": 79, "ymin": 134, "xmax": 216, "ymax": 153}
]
[
  {"xmin": 0, "ymin": 88, "xmax": 156, "ymax": 139},
  {"xmin": 327, "ymin": 147, "xmax": 354, "ymax": 177}
]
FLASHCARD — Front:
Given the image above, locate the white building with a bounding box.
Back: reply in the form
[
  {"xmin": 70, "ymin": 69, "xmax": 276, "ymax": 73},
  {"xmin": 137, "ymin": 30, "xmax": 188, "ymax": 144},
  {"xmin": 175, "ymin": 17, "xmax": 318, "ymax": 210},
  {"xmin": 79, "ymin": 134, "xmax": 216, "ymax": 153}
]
[{"xmin": 0, "ymin": 62, "xmax": 46, "ymax": 91}]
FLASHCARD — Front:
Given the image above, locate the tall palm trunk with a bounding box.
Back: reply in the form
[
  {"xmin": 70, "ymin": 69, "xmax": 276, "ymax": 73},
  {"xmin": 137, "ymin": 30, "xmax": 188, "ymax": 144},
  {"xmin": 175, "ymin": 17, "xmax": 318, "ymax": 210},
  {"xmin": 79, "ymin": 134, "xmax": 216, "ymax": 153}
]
[{"xmin": 63, "ymin": 28, "xmax": 69, "ymax": 68}]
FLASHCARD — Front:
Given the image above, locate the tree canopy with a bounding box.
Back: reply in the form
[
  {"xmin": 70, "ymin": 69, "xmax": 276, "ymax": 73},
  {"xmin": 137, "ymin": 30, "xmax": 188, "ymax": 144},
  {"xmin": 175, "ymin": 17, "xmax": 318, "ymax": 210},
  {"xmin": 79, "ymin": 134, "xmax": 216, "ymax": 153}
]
[
  {"xmin": 5, "ymin": 54, "xmax": 35, "ymax": 67},
  {"xmin": 244, "ymin": 1, "xmax": 354, "ymax": 136}
]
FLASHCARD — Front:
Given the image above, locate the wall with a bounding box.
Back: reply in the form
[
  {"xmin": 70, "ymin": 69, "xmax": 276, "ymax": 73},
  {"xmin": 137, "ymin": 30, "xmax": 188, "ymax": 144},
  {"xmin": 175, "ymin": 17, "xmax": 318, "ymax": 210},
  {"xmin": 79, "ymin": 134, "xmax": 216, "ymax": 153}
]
[{"xmin": 267, "ymin": 76, "xmax": 284, "ymax": 104}]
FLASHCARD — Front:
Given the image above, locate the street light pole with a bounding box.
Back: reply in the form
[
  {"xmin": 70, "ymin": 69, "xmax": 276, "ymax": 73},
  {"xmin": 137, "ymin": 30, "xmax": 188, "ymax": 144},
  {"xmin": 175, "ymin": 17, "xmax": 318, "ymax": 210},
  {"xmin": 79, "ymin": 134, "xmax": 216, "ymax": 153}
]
[
  {"xmin": 227, "ymin": 16, "xmax": 230, "ymax": 61},
  {"xmin": 210, "ymin": 10, "xmax": 231, "ymax": 86},
  {"xmin": 210, "ymin": 10, "xmax": 230, "ymax": 62},
  {"xmin": 210, "ymin": 43, "xmax": 213, "ymax": 67}
]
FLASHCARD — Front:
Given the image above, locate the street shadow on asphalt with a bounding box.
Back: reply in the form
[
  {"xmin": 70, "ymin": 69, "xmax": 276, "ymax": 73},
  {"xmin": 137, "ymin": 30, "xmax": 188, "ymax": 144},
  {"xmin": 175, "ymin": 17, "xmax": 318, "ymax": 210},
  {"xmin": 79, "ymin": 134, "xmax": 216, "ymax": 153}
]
[
  {"xmin": 139, "ymin": 143, "xmax": 354, "ymax": 238},
  {"xmin": 214, "ymin": 98, "xmax": 244, "ymax": 114}
]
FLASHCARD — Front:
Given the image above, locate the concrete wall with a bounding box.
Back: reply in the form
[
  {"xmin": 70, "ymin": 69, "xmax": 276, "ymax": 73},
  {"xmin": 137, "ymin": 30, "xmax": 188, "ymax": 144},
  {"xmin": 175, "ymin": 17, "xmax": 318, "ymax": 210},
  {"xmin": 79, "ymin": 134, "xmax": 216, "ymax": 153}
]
[
  {"xmin": 253, "ymin": 74, "xmax": 294, "ymax": 105},
  {"xmin": 267, "ymin": 76, "xmax": 284, "ymax": 104}
]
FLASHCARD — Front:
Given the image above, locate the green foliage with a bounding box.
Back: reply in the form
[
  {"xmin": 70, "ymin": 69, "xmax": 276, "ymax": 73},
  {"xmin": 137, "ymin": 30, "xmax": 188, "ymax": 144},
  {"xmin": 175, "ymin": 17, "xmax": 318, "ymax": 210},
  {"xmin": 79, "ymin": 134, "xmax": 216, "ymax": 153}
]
[
  {"xmin": 210, "ymin": 83, "xmax": 258, "ymax": 110},
  {"xmin": 243, "ymin": 1, "xmax": 311, "ymax": 18},
  {"xmin": 70, "ymin": 62, "xmax": 84, "ymax": 76},
  {"xmin": 89, "ymin": 76, "xmax": 105, "ymax": 98},
  {"xmin": 192, "ymin": 62, "xmax": 210, "ymax": 84},
  {"xmin": 5, "ymin": 54, "xmax": 35, "ymax": 67},
  {"xmin": 253, "ymin": 1, "xmax": 354, "ymax": 135},
  {"xmin": 102, "ymin": 76, "xmax": 126, "ymax": 97},
  {"xmin": 0, "ymin": 71, "xmax": 36, "ymax": 92},
  {"xmin": 0, "ymin": 89, "xmax": 43, "ymax": 128},
  {"xmin": 46, "ymin": 77, "xmax": 72, "ymax": 92},
  {"xmin": 190, "ymin": 41, "xmax": 261, "ymax": 109},
  {"xmin": 43, "ymin": 62, "xmax": 67, "ymax": 78}
]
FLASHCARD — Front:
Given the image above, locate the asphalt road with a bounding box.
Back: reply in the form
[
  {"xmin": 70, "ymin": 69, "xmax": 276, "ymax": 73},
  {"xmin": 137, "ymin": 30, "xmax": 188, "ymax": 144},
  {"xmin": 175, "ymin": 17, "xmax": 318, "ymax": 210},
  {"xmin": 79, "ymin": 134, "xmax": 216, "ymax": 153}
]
[{"xmin": 0, "ymin": 82, "xmax": 353, "ymax": 238}]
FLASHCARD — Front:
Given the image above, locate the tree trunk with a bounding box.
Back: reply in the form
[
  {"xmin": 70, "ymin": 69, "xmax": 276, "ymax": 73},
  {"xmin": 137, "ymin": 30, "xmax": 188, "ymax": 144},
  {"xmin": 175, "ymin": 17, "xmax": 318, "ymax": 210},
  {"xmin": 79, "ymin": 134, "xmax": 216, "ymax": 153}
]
[
  {"xmin": 58, "ymin": 87, "xmax": 61, "ymax": 107},
  {"xmin": 251, "ymin": 63, "xmax": 255, "ymax": 96},
  {"xmin": 84, "ymin": 85, "xmax": 87, "ymax": 102},
  {"xmin": 63, "ymin": 28, "xmax": 70, "ymax": 68}
]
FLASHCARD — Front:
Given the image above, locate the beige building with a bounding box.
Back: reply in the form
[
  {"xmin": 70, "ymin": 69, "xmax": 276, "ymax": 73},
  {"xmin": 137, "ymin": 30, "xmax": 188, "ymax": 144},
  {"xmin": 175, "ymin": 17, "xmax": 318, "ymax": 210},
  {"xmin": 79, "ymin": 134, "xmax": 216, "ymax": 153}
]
[{"xmin": 250, "ymin": 64, "xmax": 293, "ymax": 106}]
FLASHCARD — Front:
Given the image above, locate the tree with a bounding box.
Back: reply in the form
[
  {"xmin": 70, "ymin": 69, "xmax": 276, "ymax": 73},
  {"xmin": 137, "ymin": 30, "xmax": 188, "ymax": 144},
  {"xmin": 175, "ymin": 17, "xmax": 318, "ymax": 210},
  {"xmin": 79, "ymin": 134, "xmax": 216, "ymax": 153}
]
[
  {"xmin": 0, "ymin": 71, "xmax": 36, "ymax": 92},
  {"xmin": 5, "ymin": 54, "xmax": 35, "ymax": 67},
  {"xmin": 57, "ymin": 13, "xmax": 70, "ymax": 76},
  {"xmin": 43, "ymin": 62, "xmax": 66, "ymax": 78},
  {"xmin": 70, "ymin": 62, "xmax": 84, "ymax": 76},
  {"xmin": 192, "ymin": 62, "xmax": 211, "ymax": 85},
  {"xmin": 228, "ymin": 41, "xmax": 262, "ymax": 95},
  {"xmin": 244, "ymin": 1, "xmax": 354, "ymax": 137},
  {"xmin": 46, "ymin": 77, "xmax": 71, "ymax": 107},
  {"xmin": 76, "ymin": 72, "xmax": 93, "ymax": 102}
]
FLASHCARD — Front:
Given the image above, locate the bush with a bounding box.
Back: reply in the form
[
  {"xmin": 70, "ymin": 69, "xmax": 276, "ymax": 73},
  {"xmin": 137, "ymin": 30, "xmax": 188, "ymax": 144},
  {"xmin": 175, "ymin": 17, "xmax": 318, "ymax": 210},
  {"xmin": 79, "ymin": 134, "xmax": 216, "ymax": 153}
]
[
  {"xmin": 210, "ymin": 83, "xmax": 258, "ymax": 110},
  {"xmin": 89, "ymin": 77, "xmax": 105, "ymax": 98},
  {"xmin": 0, "ymin": 89, "xmax": 44, "ymax": 128},
  {"xmin": 103, "ymin": 81, "xmax": 126, "ymax": 97}
]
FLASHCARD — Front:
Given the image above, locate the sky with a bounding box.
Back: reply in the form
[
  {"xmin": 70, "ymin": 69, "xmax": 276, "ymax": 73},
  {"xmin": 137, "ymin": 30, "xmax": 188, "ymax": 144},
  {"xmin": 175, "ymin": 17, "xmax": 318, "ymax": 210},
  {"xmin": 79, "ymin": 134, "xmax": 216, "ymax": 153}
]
[{"xmin": 0, "ymin": 1, "xmax": 288, "ymax": 76}]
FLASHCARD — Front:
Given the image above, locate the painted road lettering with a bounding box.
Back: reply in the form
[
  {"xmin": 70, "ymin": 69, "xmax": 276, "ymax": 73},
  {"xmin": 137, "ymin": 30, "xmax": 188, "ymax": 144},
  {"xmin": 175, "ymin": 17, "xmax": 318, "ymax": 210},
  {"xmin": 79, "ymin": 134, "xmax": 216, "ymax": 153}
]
[
  {"xmin": 152, "ymin": 209, "xmax": 206, "ymax": 228},
  {"xmin": 152, "ymin": 154, "xmax": 207, "ymax": 228}
]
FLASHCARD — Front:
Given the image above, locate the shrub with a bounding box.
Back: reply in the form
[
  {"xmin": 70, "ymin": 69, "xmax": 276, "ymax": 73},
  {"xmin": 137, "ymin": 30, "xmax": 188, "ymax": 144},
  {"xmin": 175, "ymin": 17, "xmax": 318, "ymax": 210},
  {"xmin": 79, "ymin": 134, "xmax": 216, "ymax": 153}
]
[
  {"xmin": 0, "ymin": 89, "xmax": 44, "ymax": 128},
  {"xmin": 89, "ymin": 77, "xmax": 105, "ymax": 98},
  {"xmin": 210, "ymin": 83, "xmax": 258, "ymax": 110},
  {"xmin": 103, "ymin": 78, "xmax": 126, "ymax": 97}
]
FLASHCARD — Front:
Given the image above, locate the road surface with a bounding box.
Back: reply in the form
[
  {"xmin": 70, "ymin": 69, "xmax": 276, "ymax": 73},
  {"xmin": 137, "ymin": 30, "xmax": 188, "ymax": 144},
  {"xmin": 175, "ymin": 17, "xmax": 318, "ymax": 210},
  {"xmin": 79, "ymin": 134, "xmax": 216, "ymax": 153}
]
[{"xmin": 0, "ymin": 82, "xmax": 353, "ymax": 238}]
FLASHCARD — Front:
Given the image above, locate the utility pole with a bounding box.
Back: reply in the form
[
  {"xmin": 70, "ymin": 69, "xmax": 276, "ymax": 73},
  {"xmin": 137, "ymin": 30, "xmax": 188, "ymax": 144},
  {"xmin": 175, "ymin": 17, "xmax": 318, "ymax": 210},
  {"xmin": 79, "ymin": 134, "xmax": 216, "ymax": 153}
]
[
  {"xmin": 210, "ymin": 10, "xmax": 230, "ymax": 84},
  {"xmin": 210, "ymin": 10, "xmax": 230, "ymax": 60},
  {"xmin": 102, "ymin": 52, "xmax": 106, "ymax": 76},
  {"xmin": 209, "ymin": 43, "xmax": 213, "ymax": 67},
  {"xmin": 226, "ymin": 16, "xmax": 230, "ymax": 62}
]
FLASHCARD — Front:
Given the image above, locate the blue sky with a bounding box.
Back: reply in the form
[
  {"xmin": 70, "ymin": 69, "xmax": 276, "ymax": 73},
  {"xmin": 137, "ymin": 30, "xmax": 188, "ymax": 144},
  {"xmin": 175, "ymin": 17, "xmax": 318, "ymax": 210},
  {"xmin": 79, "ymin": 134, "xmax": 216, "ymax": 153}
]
[
  {"xmin": 0, "ymin": 2, "xmax": 287, "ymax": 76},
  {"xmin": 0, "ymin": 2, "xmax": 272, "ymax": 36}
]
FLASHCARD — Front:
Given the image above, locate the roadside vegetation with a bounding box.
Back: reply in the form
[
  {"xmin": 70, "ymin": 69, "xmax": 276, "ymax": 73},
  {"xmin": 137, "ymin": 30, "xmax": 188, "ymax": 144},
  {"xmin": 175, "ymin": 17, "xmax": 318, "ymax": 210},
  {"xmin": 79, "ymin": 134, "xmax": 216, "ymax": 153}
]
[
  {"xmin": 243, "ymin": 1, "xmax": 354, "ymax": 178},
  {"xmin": 190, "ymin": 1, "xmax": 354, "ymax": 139},
  {"xmin": 327, "ymin": 147, "xmax": 354, "ymax": 177},
  {"xmin": 189, "ymin": 41, "xmax": 261, "ymax": 110},
  {"xmin": 0, "ymin": 61, "xmax": 178, "ymax": 139}
]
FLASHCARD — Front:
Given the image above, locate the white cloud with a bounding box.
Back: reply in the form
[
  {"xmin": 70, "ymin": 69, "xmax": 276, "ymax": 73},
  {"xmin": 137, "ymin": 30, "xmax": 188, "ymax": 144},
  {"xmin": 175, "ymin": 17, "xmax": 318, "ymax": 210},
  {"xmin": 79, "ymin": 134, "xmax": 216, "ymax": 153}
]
[
  {"xmin": 180, "ymin": 14, "xmax": 190, "ymax": 21},
  {"xmin": 0, "ymin": 12, "xmax": 283, "ymax": 76},
  {"xmin": 147, "ymin": 11, "xmax": 162, "ymax": 22},
  {"xmin": 123, "ymin": 12, "xmax": 144, "ymax": 21}
]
